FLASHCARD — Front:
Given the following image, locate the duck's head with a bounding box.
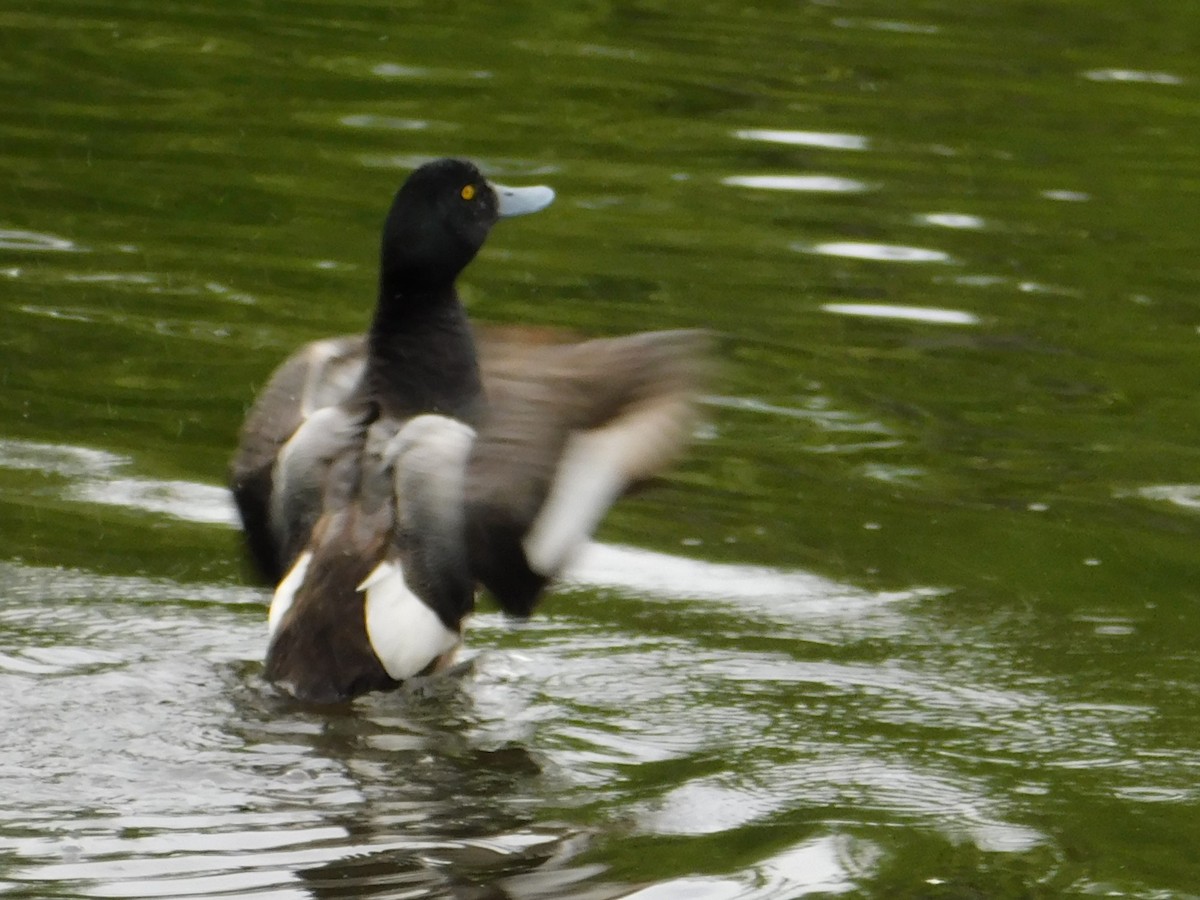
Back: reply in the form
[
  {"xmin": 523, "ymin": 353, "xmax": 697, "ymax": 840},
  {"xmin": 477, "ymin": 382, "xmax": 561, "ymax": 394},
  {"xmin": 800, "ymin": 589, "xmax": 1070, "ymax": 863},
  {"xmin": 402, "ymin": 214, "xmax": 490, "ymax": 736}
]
[{"xmin": 380, "ymin": 158, "xmax": 555, "ymax": 292}]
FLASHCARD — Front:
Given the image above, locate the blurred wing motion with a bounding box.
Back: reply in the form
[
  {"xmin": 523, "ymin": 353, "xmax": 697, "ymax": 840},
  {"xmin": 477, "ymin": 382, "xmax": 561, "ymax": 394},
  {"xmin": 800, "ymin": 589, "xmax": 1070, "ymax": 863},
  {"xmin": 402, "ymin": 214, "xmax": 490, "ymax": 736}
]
[
  {"xmin": 233, "ymin": 325, "xmax": 709, "ymax": 702},
  {"xmin": 464, "ymin": 329, "xmax": 711, "ymax": 615},
  {"xmin": 231, "ymin": 327, "xmax": 710, "ymax": 613},
  {"xmin": 230, "ymin": 326, "xmax": 586, "ymax": 582}
]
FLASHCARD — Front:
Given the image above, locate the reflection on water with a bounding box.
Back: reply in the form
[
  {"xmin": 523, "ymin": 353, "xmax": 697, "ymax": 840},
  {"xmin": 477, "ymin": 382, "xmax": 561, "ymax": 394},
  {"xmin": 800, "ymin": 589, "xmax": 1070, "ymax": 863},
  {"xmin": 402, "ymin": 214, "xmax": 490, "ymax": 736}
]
[
  {"xmin": 0, "ymin": 437, "xmax": 1074, "ymax": 896},
  {"xmin": 721, "ymin": 174, "xmax": 872, "ymax": 193},
  {"xmin": 4, "ymin": 0, "xmax": 1200, "ymax": 895},
  {"xmin": 0, "ymin": 438, "xmax": 237, "ymax": 526},
  {"xmin": 800, "ymin": 241, "xmax": 952, "ymax": 263},
  {"xmin": 733, "ymin": 129, "xmax": 870, "ymax": 151},
  {"xmin": 338, "ymin": 114, "xmax": 431, "ymax": 131},
  {"xmin": 1082, "ymin": 68, "xmax": 1185, "ymax": 85},
  {"xmin": 820, "ymin": 303, "xmax": 980, "ymax": 326},
  {"xmin": 73, "ymin": 476, "xmax": 240, "ymax": 526},
  {"xmin": 1130, "ymin": 483, "xmax": 1200, "ymax": 511},
  {"xmin": 618, "ymin": 834, "xmax": 875, "ymax": 899},
  {"xmin": 0, "ymin": 228, "xmax": 81, "ymax": 252},
  {"xmin": 1040, "ymin": 188, "xmax": 1091, "ymax": 202},
  {"xmin": 832, "ymin": 16, "xmax": 941, "ymax": 35},
  {"xmin": 916, "ymin": 212, "xmax": 986, "ymax": 230},
  {"xmin": 0, "ymin": 436, "xmax": 1151, "ymax": 897}
]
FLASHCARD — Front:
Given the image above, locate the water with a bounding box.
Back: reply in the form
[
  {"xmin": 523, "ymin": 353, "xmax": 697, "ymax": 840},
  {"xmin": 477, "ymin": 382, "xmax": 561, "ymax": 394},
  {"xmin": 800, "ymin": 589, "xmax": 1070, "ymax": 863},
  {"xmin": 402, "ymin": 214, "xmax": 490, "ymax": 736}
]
[{"xmin": 2, "ymin": 0, "xmax": 1199, "ymax": 896}]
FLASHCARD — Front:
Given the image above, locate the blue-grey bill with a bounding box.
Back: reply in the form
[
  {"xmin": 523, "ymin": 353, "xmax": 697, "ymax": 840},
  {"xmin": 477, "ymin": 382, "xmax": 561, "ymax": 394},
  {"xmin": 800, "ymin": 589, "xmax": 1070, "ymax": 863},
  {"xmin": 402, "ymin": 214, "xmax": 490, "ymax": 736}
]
[{"xmin": 492, "ymin": 183, "xmax": 555, "ymax": 217}]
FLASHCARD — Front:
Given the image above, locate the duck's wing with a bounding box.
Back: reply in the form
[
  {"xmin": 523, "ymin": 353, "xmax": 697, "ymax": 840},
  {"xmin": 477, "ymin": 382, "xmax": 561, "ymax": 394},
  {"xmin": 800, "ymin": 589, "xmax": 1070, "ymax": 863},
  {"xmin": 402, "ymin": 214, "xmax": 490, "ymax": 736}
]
[
  {"xmin": 229, "ymin": 335, "xmax": 366, "ymax": 581},
  {"xmin": 463, "ymin": 329, "xmax": 711, "ymax": 616},
  {"xmin": 228, "ymin": 326, "xmax": 574, "ymax": 579},
  {"xmin": 267, "ymin": 400, "xmax": 379, "ymax": 572}
]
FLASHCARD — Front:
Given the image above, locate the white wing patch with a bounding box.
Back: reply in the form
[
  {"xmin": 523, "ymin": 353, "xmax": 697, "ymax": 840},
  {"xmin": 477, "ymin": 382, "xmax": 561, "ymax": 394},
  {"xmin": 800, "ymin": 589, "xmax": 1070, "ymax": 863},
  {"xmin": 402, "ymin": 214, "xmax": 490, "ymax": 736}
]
[
  {"xmin": 268, "ymin": 550, "xmax": 312, "ymax": 639},
  {"xmin": 521, "ymin": 428, "xmax": 625, "ymax": 576},
  {"xmin": 523, "ymin": 397, "xmax": 694, "ymax": 576},
  {"xmin": 359, "ymin": 560, "xmax": 461, "ymax": 681}
]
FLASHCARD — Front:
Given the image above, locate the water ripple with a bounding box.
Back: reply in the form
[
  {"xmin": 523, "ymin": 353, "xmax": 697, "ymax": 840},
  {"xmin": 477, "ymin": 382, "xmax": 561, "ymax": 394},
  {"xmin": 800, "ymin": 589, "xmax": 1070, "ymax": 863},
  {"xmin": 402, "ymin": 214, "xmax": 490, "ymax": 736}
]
[
  {"xmin": 1083, "ymin": 68, "xmax": 1183, "ymax": 85},
  {"xmin": 71, "ymin": 476, "xmax": 240, "ymax": 527},
  {"xmin": 624, "ymin": 835, "xmax": 874, "ymax": 898},
  {"xmin": 0, "ymin": 438, "xmax": 125, "ymax": 478},
  {"xmin": 1041, "ymin": 188, "xmax": 1090, "ymax": 202},
  {"xmin": 801, "ymin": 241, "xmax": 952, "ymax": 263},
  {"xmin": 0, "ymin": 560, "xmax": 263, "ymax": 608},
  {"xmin": 832, "ymin": 17, "xmax": 940, "ymax": 34},
  {"xmin": 339, "ymin": 113, "xmax": 430, "ymax": 131},
  {"xmin": 0, "ymin": 228, "xmax": 82, "ymax": 252},
  {"xmin": 562, "ymin": 542, "xmax": 941, "ymax": 638},
  {"xmin": 733, "ymin": 128, "xmax": 869, "ymax": 151},
  {"xmin": 821, "ymin": 303, "xmax": 979, "ymax": 325},
  {"xmin": 1126, "ymin": 483, "xmax": 1200, "ymax": 512},
  {"xmin": 917, "ymin": 212, "xmax": 987, "ymax": 230},
  {"xmin": 0, "ymin": 438, "xmax": 239, "ymax": 526},
  {"xmin": 722, "ymin": 174, "xmax": 872, "ymax": 193},
  {"xmin": 373, "ymin": 61, "xmax": 491, "ymax": 79},
  {"xmin": 702, "ymin": 395, "xmax": 893, "ymax": 434}
]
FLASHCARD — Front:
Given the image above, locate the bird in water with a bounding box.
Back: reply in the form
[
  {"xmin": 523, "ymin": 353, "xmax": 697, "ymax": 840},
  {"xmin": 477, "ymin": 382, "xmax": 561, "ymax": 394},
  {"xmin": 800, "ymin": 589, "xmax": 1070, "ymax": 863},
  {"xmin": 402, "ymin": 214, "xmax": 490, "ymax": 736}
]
[{"xmin": 230, "ymin": 158, "xmax": 709, "ymax": 703}]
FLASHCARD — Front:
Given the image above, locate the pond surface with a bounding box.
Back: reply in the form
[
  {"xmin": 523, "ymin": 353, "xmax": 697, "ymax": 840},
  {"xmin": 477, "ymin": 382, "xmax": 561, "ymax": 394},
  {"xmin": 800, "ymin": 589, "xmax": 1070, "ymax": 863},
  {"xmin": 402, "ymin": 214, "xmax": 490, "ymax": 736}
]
[{"xmin": 2, "ymin": 1, "xmax": 1199, "ymax": 897}]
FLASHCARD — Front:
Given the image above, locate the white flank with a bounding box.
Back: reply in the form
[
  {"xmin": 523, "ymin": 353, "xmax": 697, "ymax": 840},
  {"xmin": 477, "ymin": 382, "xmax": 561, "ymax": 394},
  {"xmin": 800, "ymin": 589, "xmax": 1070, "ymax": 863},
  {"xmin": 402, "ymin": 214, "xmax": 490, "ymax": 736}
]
[
  {"xmin": 268, "ymin": 550, "xmax": 312, "ymax": 639},
  {"xmin": 359, "ymin": 560, "xmax": 461, "ymax": 681}
]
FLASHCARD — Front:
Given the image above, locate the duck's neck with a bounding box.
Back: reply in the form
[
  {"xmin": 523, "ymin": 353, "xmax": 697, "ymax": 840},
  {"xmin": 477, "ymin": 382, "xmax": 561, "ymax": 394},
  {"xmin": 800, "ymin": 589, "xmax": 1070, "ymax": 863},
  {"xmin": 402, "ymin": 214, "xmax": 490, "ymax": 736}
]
[{"xmin": 363, "ymin": 282, "xmax": 483, "ymax": 423}]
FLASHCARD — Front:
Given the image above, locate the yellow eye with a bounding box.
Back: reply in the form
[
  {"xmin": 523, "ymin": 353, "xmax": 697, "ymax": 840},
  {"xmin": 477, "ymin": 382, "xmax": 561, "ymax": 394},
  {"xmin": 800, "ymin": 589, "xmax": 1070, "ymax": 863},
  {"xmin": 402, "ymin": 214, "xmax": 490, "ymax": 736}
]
[{"xmin": 460, "ymin": 184, "xmax": 476, "ymax": 201}]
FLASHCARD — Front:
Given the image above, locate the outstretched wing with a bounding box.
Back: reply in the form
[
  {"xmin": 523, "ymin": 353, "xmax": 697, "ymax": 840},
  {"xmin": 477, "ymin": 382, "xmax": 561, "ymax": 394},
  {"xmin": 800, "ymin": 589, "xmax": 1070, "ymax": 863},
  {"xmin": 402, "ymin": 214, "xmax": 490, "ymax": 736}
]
[
  {"xmin": 228, "ymin": 327, "xmax": 573, "ymax": 582},
  {"xmin": 229, "ymin": 335, "xmax": 365, "ymax": 581},
  {"xmin": 463, "ymin": 329, "xmax": 711, "ymax": 616}
]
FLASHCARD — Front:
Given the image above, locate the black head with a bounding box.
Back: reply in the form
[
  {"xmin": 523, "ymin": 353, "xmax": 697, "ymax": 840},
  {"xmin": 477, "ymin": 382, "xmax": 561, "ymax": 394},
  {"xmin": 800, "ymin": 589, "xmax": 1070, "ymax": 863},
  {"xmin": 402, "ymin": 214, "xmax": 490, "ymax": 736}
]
[{"xmin": 380, "ymin": 158, "xmax": 554, "ymax": 293}]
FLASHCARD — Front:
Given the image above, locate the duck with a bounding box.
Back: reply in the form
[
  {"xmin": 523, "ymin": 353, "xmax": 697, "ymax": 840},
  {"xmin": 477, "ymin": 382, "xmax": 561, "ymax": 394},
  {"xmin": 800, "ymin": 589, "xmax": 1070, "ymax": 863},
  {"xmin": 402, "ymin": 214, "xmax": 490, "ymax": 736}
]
[{"xmin": 229, "ymin": 158, "xmax": 710, "ymax": 704}]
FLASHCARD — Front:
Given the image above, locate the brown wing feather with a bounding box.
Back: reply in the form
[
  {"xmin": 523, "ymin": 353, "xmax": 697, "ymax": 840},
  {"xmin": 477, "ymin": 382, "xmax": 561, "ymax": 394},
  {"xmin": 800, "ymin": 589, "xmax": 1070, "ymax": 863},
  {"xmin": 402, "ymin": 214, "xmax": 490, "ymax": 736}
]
[
  {"xmin": 229, "ymin": 336, "xmax": 365, "ymax": 581},
  {"xmin": 464, "ymin": 329, "xmax": 711, "ymax": 615}
]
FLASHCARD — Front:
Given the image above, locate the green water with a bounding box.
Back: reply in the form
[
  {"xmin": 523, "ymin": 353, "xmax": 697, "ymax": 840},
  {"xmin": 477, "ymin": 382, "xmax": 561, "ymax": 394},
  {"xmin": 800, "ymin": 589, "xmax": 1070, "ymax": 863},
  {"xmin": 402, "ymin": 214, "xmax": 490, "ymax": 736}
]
[{"xmin": 2, "ymin": 1, "xmax": 1199, "ymax": 897}]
